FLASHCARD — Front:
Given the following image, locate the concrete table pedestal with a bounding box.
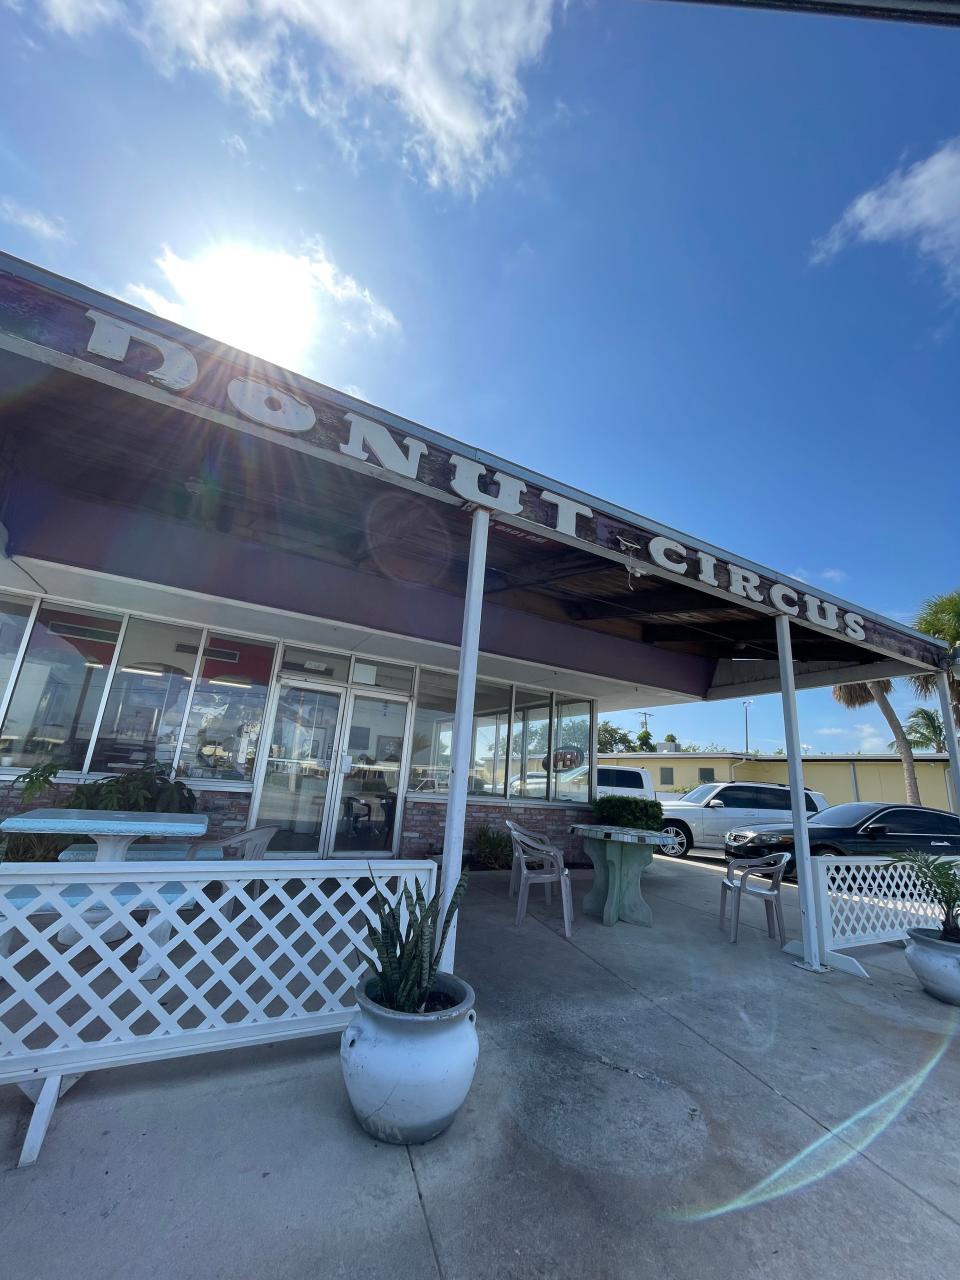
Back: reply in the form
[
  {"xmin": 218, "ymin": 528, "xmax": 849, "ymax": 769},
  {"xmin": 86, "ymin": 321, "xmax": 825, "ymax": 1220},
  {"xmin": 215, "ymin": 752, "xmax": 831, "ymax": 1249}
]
[{"xmin": 571, "ymin": 825, "xmax": 670, "ymax": 927}]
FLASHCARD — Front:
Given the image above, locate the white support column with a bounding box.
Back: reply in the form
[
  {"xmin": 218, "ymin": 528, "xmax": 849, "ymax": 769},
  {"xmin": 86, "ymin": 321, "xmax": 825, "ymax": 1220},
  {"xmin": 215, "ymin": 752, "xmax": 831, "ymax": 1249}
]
[
  {"xmin": 775, "ymin": 614, "xmax": 822, "ymax": 972},
  {"xmin": 438, "ymin": 505, "xmax": 491, "ymax": 970},
  {"xmin": 936, "ymin": 670, "xmax": 960, "ymax": 816}
]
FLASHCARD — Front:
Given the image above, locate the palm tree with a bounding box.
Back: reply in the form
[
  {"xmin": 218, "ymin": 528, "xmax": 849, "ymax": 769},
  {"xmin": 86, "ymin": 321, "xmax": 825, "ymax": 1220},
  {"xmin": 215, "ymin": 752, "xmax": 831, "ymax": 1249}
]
[
  {"xmin": 896, "ymin": 707, "xmax": 947, "ymax": 754},
  {"xmin": 911, "ymin": 590, "xmax": 960, "ymax": 731},
  {"xmin": 832, "ymin": 679, "xmax": 920, "ymax": 805}
]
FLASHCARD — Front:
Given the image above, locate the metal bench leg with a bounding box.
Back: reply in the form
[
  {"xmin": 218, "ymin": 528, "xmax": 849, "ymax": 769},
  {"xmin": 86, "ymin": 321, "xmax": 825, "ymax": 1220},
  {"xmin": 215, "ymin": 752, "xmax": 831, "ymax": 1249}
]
[
  {"xmin": 560, "ymin": 875, "xmax": 573, "ymax": 939},
  {"xmin": 515, "ymin": 876, "xmax": 531, "ymax": 928},
  {"xmin": 17, "ymin": 1074, "xmax": 69, "ymax": 1167},
  {"xmin": 509, "ymin": 856, "xmax": 521, "ymax": 898},
  {"xmin": 729, "ymin": 886, "xmax": 742, "ymax": 944},
  {"xmin": 774, "ymin": 894, "xmax": 786, "ymax": 946}
]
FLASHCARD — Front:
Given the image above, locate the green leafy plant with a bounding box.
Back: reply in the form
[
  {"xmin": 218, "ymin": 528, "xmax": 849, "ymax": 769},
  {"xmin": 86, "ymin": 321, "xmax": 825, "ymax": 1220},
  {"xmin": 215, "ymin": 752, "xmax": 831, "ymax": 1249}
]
[
  {"xmin": 592, "ymin": 794, "xmax": 663, "ymax": 831},
  {"xmin": 469, "ymin": 823, "xmax": 512, "ymax": 869},
  {"xmin": 366, "ymin": 871, "xmax": 468, "ymax": 1013},
  {"xmin": 69, "ymin": 762, "xmax": 198, "ymax": 814},
  {"xmin": 890, "ymin": 852, "xmax": 960, "ymax": 943},
  {"xmin": 1, "ymin": 761, "xmax": 197, "ymax": 862}
]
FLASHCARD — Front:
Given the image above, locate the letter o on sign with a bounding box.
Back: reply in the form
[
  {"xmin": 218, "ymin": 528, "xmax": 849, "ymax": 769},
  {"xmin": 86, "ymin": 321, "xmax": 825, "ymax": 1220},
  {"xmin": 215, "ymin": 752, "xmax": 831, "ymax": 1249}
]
[{"xmin": 226, "ymin": 378, "xmax": 317, "ymax": 433}]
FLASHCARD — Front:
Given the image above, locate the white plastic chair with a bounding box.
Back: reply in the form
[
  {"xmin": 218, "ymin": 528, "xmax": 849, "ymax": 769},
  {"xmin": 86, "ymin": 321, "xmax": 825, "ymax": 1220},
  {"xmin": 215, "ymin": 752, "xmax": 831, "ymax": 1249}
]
[
  {"xmin": 185, "ymin": 825, "xmax": 279, "ymax": 859},
  {"xmin": 719, "ymin": 851, "xmax": 790, "ymax": 945},
  {"xmin": 506, "ymin": 820, "xmax": 573, "ymax": 938}
]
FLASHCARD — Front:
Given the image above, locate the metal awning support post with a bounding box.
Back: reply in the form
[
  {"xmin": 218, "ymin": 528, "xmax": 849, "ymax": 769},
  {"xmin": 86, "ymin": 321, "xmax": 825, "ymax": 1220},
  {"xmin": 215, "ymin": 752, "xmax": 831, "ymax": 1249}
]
[
  {"xmin": 775, "ymin": 614, "xmax": 823, "ymax": 971},
  {"xmin": 936, "ymin": 670, "xmax": 960, "ymax": 815},
  {"xmin": 438, "ymin": 505, "xmax": 491, "ymax": 971}
]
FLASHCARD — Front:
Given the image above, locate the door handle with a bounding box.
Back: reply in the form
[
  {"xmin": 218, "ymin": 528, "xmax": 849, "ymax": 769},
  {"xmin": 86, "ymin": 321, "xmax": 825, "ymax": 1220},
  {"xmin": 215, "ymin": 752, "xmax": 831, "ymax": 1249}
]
[{"xmin": 931, "ymin": 841, "xmax": 951, "ymax": 847}]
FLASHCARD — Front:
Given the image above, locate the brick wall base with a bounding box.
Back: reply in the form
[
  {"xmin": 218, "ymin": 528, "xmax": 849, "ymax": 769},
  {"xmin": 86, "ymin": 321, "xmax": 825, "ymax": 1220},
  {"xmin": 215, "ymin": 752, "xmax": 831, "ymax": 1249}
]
[{"xmin": 399, "ymin": 797, "xmax": 594, "ymax": 862}]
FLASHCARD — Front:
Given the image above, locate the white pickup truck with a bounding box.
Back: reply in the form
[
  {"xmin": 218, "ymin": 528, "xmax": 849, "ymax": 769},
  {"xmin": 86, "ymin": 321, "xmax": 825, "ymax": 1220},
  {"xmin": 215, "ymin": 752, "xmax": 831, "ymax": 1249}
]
[{"xmin": 659, "ymin": 781, "xmax": 827, "ymax": 858}]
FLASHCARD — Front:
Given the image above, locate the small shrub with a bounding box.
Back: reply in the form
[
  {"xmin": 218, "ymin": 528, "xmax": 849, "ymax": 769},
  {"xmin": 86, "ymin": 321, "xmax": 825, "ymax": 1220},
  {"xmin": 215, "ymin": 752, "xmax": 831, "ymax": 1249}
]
[
  {"xmin": 470, "ymin": 823, "xmax": 513, "ymax": 869},
  {"xmin": 592, "ymin": 794, "xmax": 663, "ymax": 831}
]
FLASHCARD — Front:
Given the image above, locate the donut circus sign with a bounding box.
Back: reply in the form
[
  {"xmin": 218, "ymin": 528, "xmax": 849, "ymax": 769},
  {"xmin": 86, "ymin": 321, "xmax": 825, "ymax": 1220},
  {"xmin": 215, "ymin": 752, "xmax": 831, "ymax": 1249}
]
[{"xmin": 83, "ymin": 307, "xmax": 864, "ymax": 642}]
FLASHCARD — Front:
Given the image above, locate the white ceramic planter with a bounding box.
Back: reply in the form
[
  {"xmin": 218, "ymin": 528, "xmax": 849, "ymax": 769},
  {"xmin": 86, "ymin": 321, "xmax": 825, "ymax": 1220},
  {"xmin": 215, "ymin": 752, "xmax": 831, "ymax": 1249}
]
[
  {"xmin": 905, "ymin": 928, "xmax": 960, "ymax": 1006},
  {"xmin": 340, "ymin": 972, "xmax": 478, "ymax": 1144}
]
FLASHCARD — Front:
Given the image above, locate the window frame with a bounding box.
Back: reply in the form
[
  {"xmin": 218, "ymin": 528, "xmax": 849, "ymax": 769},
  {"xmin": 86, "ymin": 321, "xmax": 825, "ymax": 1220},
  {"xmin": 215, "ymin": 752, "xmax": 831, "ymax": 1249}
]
[{"xmin": 0, "ymin": 590, "xmax": 597, "ymax": 805}]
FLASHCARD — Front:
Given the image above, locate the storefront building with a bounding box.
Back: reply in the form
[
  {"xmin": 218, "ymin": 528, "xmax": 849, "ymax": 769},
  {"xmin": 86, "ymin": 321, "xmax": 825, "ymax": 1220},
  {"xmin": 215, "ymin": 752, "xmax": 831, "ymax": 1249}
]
[{"xmin": 0, "ymin": 252, "xmax": 957, "ymax": 966}]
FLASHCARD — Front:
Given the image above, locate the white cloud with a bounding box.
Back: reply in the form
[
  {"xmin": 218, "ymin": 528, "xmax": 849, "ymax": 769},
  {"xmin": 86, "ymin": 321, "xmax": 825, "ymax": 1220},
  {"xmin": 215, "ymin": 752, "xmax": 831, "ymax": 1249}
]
[
  {"xmin": 0, "ymin": 195, "xmax": 67, "ymax": 241},
  {"xmin": 126, "ymin": 240, "xmax": 398, "ymax": 371},
  {"xmin": 813, "ymin": 138, "xmax": 960, "ymax": 295},
  {"xmin": 222, "ymin": 133, "xmax": 248, "ymax": 159},
  {"xmin": 789, "ymin": 567, "xmax": 848, "ymax": 587},
  {"xmin": 816, "ymin": 723, "xmax": 888, "ymax": 753},
  {"xmin": 33, "ymin": 0, "xmax": 562, "ymax": 192}
]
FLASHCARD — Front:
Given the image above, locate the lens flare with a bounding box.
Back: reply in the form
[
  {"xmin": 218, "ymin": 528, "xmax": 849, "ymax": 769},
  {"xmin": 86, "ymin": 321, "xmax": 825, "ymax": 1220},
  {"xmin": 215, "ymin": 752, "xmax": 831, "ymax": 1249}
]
[{"xmin": 674, "ymin": 1013, "xmax": 957, "ymax": 1222}]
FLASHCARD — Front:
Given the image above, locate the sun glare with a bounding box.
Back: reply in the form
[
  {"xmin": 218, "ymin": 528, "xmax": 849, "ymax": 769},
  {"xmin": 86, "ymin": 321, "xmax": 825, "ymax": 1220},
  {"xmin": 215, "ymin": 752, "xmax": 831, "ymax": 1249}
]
[{"xmin": 153, "ymin": 243, "xmax": 320, "ymax": 371}]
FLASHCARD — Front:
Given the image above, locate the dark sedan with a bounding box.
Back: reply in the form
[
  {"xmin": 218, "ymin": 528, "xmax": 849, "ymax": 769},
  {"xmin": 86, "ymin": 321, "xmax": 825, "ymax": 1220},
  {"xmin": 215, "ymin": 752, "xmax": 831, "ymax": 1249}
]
[{"xmin": 724, "ymin": 802, "xmax": 960, "ymax": 873}]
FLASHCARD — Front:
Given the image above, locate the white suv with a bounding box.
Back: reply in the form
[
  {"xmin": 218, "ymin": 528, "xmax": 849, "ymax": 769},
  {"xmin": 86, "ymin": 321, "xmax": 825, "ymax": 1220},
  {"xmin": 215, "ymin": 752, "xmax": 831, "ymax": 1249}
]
[
  {"xmin": 659, "ymin": 782, "xmax": 828, "ymax": 858},
  {"xmin": 509, "ymin": 763, "xmax": 653, "ymax": 800}
]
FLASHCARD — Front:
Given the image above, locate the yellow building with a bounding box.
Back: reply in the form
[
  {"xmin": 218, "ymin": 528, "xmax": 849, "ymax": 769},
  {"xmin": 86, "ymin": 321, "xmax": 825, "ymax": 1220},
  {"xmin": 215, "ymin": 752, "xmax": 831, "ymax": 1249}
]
[{"xmin": 598, "ymin": 751, "xmax": 955, "ymax": 809}]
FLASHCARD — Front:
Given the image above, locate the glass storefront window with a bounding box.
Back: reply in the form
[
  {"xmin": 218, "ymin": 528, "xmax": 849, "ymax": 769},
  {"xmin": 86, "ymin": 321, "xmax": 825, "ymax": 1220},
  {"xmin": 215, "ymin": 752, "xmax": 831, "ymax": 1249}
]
[
  {"xmin": 176, "ymin": 634, "xmax": 275, "ymax": 781},
  {"xmin": 0, "ymin": 595, "xmax": 33, "ymax": 700},
  {"xmin": 351, "ymin": 659, "xmax": 414, "ymax": 694},
  {"xmin": 280, "ymin": 645, "xmax": 350, "ymax": 684},
  {"xmin": 408, "ymin": 670, "xmax": 456, "ymax": 794},
  {"xmin": 552, "ymin": 699, "xmax": 591, "ymax": 801},
  {"xmin": 88, "ymin": 618, "xmax": 203, "ymax": 773},
  {"xmin": 509, "ymin": 688, "xmax": 552, "ymax": 799},
  {"xmin": 0, "ymin": 604, "xmax": 122, "ymax": 770},
  {"xmin": 470, "ymin": 682, "xmax": 510, "ymax": 797}
]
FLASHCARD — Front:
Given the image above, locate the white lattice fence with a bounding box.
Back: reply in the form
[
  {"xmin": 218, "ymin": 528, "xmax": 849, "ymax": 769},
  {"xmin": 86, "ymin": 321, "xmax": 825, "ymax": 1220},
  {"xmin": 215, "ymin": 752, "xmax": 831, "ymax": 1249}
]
[
  {"xmin": 0, "ymin": 858, "xmax": 436, "ymax": 1164},
  {"xmin": 813, "ymin": 855, "xmax": 955, "ymax": 978}
]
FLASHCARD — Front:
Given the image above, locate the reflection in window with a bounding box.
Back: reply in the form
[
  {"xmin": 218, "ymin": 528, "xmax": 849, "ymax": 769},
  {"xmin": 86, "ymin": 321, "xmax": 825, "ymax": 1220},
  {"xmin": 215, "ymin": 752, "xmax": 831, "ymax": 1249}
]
[
  {"xmin": 0, "ymin": 605, "xmax": 122, "ymax": 769},
  {"xmin": 510, "ymin": 689, "xmax": 551, "ymax": 799},
  {"xmin": 176, "ymin": 635, "xmax": 275, "ymax": 781},
  {"xmin": 0, "ymin": 595, "xmax": 33, "ymax": 705},
  {"xmin": 351, "ymin": 659, "xmax": 414, "ymax": 694},
  {"xmin": 470, "ymin": 683, "xmax": 510, "ymax": 797},
  {"xmin": 88, "ymin": 618, "xmax": 202, "ymax": 772},
  {"xmin": 408, "ymin": 670, "xmax": 456, "ymax": 793},
  {"xmin": 280, "ymin": 645, "xmax": 350, "ymax": 684},
  {"xmin": 552, "ymin": 699, "xmax": 591, "ymax": 801}
]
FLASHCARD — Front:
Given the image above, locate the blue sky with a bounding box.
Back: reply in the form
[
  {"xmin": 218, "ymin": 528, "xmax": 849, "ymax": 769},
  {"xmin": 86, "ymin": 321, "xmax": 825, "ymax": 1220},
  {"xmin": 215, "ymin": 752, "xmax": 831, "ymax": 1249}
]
[{"xmin": 1, "ymin": 1, "xmax": 957, "ymax": 754}]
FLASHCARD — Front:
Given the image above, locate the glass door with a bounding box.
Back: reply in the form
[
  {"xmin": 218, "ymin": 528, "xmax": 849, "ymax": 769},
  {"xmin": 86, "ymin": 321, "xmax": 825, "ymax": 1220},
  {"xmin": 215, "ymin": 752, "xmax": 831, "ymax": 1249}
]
[
  {"xmin": 256, "ymin": 681, "xmax": 345, "ymax": 852},
  {"xmin": 329, "ymin": 692, "xmax": 409, "ymax": 855}
]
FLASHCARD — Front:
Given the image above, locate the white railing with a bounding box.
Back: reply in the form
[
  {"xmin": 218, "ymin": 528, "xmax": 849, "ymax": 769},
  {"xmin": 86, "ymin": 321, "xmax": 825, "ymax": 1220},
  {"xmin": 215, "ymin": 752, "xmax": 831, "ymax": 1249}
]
[
  {"xmin": 812, "ymin": 854, "xmax": 954, "ymax": 978},
  {"xmin": 0, "ymin": 858, "xmax": 436, "ymax": 1164}
]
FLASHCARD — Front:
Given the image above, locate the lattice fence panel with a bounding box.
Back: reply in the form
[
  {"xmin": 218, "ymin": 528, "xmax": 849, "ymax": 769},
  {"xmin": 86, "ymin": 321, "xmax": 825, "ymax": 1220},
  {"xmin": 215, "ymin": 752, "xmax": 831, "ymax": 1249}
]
[
  {"xmin": 817, "ymin": 856, "xmax": 955, "ymax": 948},
  {"xmin": 0, "ymin": 859, "xmax": 436, "ymax": 1084}
]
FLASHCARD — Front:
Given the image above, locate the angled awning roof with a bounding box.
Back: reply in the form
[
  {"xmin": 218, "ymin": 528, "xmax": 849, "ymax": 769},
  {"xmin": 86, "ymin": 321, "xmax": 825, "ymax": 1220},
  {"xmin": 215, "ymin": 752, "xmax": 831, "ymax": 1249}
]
[{"xmin": 0, "ymin": 252, "xmax": 947, "ymax": 704}]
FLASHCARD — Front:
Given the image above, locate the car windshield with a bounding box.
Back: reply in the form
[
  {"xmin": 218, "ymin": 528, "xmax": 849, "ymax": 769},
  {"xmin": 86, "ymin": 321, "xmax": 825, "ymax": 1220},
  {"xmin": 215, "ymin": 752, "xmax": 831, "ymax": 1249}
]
[
  {"xmin": 809, "ymin": 802, "xmax": 880, "ymax": 827},
  {"xmin": 678, "ymin": 784, "xmax": 718, "ymax": 804}
]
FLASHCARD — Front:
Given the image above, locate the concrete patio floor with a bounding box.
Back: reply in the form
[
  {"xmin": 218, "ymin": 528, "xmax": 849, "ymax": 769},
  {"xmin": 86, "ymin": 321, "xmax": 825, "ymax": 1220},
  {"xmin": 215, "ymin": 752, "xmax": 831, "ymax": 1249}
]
[{"xmin": 2, "ymin": 856, "xmax": 959, "ymax": 1280}]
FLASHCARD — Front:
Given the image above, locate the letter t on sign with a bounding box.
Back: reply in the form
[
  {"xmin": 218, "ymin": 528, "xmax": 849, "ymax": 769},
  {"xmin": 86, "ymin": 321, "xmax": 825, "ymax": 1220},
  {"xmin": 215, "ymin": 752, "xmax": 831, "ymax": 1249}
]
[{"xmin": 540, "ymin": 491, "xmax": 594, "ymax": 538}]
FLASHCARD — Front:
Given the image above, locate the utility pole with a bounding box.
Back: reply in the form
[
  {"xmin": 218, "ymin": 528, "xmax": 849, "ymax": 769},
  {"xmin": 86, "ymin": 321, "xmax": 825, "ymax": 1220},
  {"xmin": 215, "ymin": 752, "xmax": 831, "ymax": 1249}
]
[{"xmin": 743, "ymin": 699, "xmax": 754, "ymax": 754}]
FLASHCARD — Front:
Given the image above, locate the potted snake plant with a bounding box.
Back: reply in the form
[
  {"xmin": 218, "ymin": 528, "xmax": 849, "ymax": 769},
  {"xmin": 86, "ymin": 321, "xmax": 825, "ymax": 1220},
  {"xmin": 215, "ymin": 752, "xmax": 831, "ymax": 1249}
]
[
  {"xmin": 340, "ymin": 871, "xmax": 477, "ymax": 1143},
  {"xmin": 892, "ymin": 852, "xmax": 960, "ymax": 1006}
]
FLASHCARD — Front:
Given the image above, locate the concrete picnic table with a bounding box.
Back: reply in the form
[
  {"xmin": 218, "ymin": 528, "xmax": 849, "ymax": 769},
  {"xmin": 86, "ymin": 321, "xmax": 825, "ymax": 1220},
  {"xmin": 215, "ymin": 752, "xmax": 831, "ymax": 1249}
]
[
  {"xmin": 0, "ymin": 809, "xmax": 208, "ymax": 861},
  {"xmin": 570, "ymin": 824, "xmax": 671, "ymax": 927}
]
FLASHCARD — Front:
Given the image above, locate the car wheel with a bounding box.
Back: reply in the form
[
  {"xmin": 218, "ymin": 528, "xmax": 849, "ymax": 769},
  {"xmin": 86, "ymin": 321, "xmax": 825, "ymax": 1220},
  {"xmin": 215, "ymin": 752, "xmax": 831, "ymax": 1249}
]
[{"xmin": 660, "ymin": 823, "xmax": 691, "ymax": 859}]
